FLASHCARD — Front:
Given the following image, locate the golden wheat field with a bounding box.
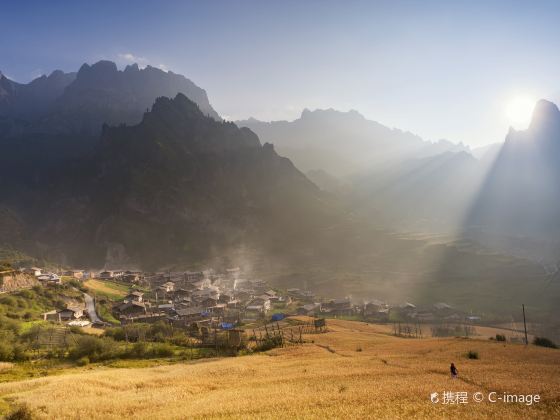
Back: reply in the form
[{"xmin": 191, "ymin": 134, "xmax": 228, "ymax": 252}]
[{"xmin": 1, "ymin": 319, "xmax": 559, "ymax": 419}]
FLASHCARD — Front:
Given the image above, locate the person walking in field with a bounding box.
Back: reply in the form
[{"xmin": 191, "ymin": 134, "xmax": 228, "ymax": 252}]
[{"xmin": 450, "ymin": 362, "xmax": 458, "ymax": 379}]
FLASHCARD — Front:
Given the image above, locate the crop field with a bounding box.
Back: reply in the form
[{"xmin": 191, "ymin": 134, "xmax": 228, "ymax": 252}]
[
  {"xmin": 0, "ymin": 319, "xmax": 558, "ymax": 419},
  {"xmin": 83, "ymin": 279, "xmax": 130, "ymax": 300}
]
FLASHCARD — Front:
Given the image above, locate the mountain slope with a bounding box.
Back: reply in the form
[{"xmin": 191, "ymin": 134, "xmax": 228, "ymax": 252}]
[{"xmin": 1, "ymin": 94, "xmax": 336, "ymax": 267}]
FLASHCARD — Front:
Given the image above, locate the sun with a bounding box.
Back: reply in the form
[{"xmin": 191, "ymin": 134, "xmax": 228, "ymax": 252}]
[{"xmin": 505, "ymin": 96, "xmax": 535, "ymax": 128}]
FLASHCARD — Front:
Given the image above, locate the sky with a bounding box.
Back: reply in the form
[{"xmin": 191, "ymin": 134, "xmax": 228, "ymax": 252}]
[{"xmin": 2, "ymin": 0, "xmax": 560, "ymax": 147}]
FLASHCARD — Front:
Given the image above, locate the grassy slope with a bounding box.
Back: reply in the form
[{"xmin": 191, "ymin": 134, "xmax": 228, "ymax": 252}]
[{"xmin": 0, "ymin": 319, "xmax": 558, "ymax": 419}]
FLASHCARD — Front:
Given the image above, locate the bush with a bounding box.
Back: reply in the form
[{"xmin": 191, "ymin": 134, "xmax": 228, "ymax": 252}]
[
  {"xmin": 0, "ymin": 315, "xmax": 20, "ymax": 334},
  {"xmin": 254, "ymin": 336, "xmax": 283, "ymax": 352},
  {"xmin": 533, "ymin": 337, "xmax": 558, "ymax": 349},
  {"xmin": 76, "ymin": 356, "xmax": 90, "ymax": 366},
  {"xmin": 6, "ymin": 404, "xmax": 33, "ymax": 420},
  {"xmin": 104, "ymin": 326, "xmax": 127, "ymax": 341},
  {"xmin": 466, "ymin": 350, "xmax": 479, "ymax": 359},
  {"xmin": 495, "ymin": 334, "xmax": 506, "ymax": 342},
  {"xmin": 123, "ymin": 342, "xmax": 175, "ymax": 359},
  {"xmin": 151, "ymin": 342, "xmax": 175, "ymax": 357},
  {"xmin": 68, "ymin": 335, "xmax": 119, "ymax": 362}
]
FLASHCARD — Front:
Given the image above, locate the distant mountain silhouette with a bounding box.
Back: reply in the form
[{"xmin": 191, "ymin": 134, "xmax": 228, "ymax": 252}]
[
  {"xmin": 0, "ymin": 60, "xmax": 224, "ymax": 178},
  {"xmin": 0, "ymin": 69, "xmax": 76, "ymax": 120},
  {"xmin": 0, "ymin": 61, "xmax": 220, "ymax": 160},
  {"xmin": 47, "ymin": 61, "xmax": 221, "ymax": 135},
  {"xmin": 238, "ymin": 109, "xmax": 469, "ymax": 176}
]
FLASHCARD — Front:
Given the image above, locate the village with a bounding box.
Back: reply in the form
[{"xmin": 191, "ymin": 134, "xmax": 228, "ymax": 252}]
[{"xmin": 4, "ymin": 265, "xmax": 482, "ymax": 335}]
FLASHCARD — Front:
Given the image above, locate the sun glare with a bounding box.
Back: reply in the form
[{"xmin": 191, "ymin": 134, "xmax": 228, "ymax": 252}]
[{"xmin": 505, "ymin": 96, "xmax": 535, "ymax": 128}]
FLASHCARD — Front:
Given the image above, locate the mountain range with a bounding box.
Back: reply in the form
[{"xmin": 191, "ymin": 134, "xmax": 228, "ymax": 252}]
[
  {"xmin": 237, "ymin": 109, "xmax": 470, "ymax": 177},
  {"xmin": 0, "ymin": 61, "xmax": 220, "ymax": 163}
]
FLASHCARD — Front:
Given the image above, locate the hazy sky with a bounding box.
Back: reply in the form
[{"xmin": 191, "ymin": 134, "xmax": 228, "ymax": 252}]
[{"xmin": 2, "ymin": 0, "xmax": 560, "ymax": 147}]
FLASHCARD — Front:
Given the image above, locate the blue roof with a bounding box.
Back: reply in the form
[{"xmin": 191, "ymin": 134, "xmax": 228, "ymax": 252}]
[{"xmin": 271, "ymin": 313, "xmax": 285, "ymax": 321}]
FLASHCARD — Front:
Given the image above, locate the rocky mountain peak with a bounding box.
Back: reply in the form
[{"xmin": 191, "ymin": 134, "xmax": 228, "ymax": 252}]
[{"xmin": 529, "ymin": 99, "xmax": 560, "ymax": 133}]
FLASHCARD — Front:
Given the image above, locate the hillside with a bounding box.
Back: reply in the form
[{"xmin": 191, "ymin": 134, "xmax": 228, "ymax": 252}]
[
  {"xmin": 1, "ymin": 319, "xmax": 558, "ymax": 419},
  {"xmin": 0, "ymin": 93, "xmax": 338, "ymax": 268}
]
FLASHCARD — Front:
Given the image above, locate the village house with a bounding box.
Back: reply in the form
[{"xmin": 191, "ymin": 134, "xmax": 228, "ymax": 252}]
[
  {"xmin": 98, "ymin": 271, "xmax": 114, "ymax": 279},
  {"xmin": 322, "ymin": 299, "xmax": 354, "ymax": 316},
  {"xmin": 398, "ymin": 302, "xmax": 417, "ymax": 318},
  {"xmin": 191, "ymin": 287, "xmax": 219, "ymax": 302},
  {"xmin": 185, "ymin": 271, "xmax": 206, "ymax": 282},
  {"xmin": 244, "ymin": 296, "xmax": 271, "ymax": 319},
  {"xmin": 37, "ymin": 273, "xmax": 62, "ymax": 286},
  {"xmin": 157, "ymin": 303, "xmax": 175, "ymax": 314},
  {"xmin": 23, "ymin": 267, "xmax": 42, "ymax": 276},
  {"xmin": 62, "ymin": 270, "xmax": 84, "ymax": 279},
  {"xmin": 174, "ymin": 296, "xmax": 193, "ymax": 307},
  {"xmin": 124, "ymin": 291, "xmax": 144, "ymax": 303},
  {"xmin": 57, "ymin": 305, "xmax": 85, "ymax": 321},
  {"xmin": 218, "ymin": 293, "xmax": 233, "ymax": 304},
  {"xmin": 42, "ymin": 310, "xmax": 61, "ymax": 322},
  {"xmin": 363, "ymin": 300, "xmax": 388, "ymax": 317},
  {"xmin": 200, "ymin": 296, "xmax": 219, "ymax": 310},
  {"xmin": 208, "ymin": 303, "xmax": 227, "ymax": 316},
  {"xmin": 157, "ymin": 281, "xmax": 175, "ymax": 294},
  {"xmin": 172, "ymin": 287, "xmax": 193, "ymax": 298},
  {"xmin": 116, "ymin": 301, "xmax": 147, "ymax": 317},
  {"xmin": 264, "ymin": 290, "xmax": 277, "ymax": 299},
  {"xmin": 233, "ymin": 290, "xmax": 252, "ymax": 303},
  {"xmin": 190, "ymin": 278, "xmax": 212, "ymax": 290},
  {"xmin": 297, "ymin": 303, "xmax": 321, "ymax": 316},
  {"xmin": 226, "ymin": 299, "xmax": 242, "ymax": 309},
  {"xmin": 286, "ymin": 288, "xmax": 301, "ymax": 297},
  {"xmin": 122, "ymin": 271, "xmax": 142, "ymax": 283},
  {"xmin": 120, "ymin": 313, "xmax": 167, "ymax": 325},
  {"xmin": 175, "ymin": 306, "xmax": 207, "ymax": 324}
]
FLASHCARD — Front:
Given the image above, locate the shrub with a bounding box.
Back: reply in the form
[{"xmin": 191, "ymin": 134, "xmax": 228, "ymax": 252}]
[
  {"xmin": 68, "ymin": 336, "xmax": 119, "ymax": 362},
  {"xmin": 466, "ymin": 350, "xmax": 479, "ymax": 359},
  {"xmin": 151, "ymin": 343, "xmax": 175, "ymax": 357},
  {"xmin": 6, "ymin": 404, "xmax": 33, "ymax": 420},
  {"xmin": 0, "ymin": 330, "xmax": 26, "ymax": 361},
  {"xmin": 104, "ymin": 327, "xmax": 127, "ymax": 341},
  {"xmin": 495, "ymin": 334, "xmax": 506, "ymax": 342},
  {"xmin": 0, "ymin": 315, "xmax": 20, "ymax": 333},
  {"xmin": 533, "ymin": 337, "xmax": 558, "ymax": 349},
  {"xmin": 0, "ymin": 341, "xmax": 15, "ymax": 361},
  {"xmin": 123, "ymin": 342, "xmax": 175, "ymax": 359},
  {"xmin": 76, "ymin": 356, "xmax": 90, "ymax": 366},
  {"xmin": 254, "ymin": 336, "xmax": 283, "ymax": 352}
]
